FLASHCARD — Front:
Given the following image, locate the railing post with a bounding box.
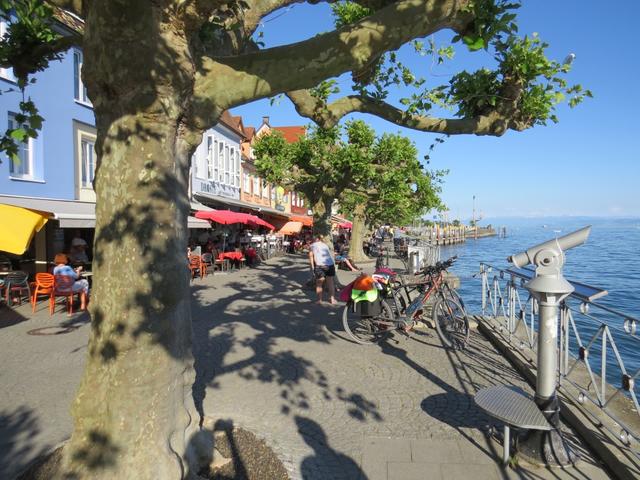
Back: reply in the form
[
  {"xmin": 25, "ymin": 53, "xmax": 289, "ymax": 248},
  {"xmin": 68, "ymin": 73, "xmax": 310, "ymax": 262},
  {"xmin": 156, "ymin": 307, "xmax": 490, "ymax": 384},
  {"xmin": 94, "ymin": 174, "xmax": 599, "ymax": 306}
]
[
  {"xmin": 493, "ymin": 276, "xmax": 499, "ymax": 317},
  {"xmin": 602, "ymin": 326, "xmax": 608, "ymax": 405},
  {"xmin": 481, "ymin": 264, "xmax": 487, "ymax": 315},
  {"xmin": 510, "ymin": 277, "xmax": 518, "ymax": 335}
]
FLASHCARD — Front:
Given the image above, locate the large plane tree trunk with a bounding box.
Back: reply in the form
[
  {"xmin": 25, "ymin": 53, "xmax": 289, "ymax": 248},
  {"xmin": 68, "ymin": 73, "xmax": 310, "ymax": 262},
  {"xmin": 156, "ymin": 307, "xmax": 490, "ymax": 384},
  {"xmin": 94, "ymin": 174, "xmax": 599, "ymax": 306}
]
[
  {"xmin": 311, "ymin": 196, "xmax": 334, "ymax": 241},
  {"xmin": 61, "ymin": 3, "xmax": 203, "ymax": 478},
  {"xmin": 348, "ymin": 203, "xmax": 368, "ymax": 263}
]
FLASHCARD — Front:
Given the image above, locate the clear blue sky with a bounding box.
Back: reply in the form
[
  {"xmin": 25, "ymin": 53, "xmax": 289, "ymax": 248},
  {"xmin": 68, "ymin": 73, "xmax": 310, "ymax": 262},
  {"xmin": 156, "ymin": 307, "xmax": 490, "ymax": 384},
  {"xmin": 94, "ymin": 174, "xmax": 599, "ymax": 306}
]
[{"xmin": 232, "ymin": 1, "xmax": 640, "ymax": 221}]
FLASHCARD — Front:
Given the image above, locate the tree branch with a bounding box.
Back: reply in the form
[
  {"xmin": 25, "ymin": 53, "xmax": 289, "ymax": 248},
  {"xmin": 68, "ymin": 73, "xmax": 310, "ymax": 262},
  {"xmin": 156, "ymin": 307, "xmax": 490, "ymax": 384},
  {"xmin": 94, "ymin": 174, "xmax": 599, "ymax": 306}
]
[
  {"xmin": 1, "ymin": 33, "xmax": 81, "ymax": 77},
  {"xmin": 287, "ymin": 89, "xmax": 526, "ymax": 136},
  {"xmin": 190, "ymin": 0, "xmax": 473, "ymax": 130}
]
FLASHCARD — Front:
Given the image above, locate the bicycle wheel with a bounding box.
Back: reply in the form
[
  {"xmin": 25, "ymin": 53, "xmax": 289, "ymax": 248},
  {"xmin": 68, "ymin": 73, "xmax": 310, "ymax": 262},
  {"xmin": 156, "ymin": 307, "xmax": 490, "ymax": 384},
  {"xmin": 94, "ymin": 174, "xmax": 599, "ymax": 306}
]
[
  {"xmin": 343, "ymin": 299, "xmax": 394, "ymax": 345},
  {"xmin": 443, "ymin": 283, "xmax": 466, "ymax": 309},
  {"xmin": 432, "ymin": 297, "xmax": 469, "ymax": 350}
]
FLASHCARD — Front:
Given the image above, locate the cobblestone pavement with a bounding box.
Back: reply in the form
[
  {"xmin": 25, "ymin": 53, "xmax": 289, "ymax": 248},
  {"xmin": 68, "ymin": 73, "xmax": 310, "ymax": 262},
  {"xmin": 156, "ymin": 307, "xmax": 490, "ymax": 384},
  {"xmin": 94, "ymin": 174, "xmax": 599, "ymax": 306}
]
[
  {"xmin": 0, "ymin": 254, "xmax": 611, "ymax": 479},
  {"xmin": 191, "ymin": 255, "xmax": 611, "ymax": 480}
]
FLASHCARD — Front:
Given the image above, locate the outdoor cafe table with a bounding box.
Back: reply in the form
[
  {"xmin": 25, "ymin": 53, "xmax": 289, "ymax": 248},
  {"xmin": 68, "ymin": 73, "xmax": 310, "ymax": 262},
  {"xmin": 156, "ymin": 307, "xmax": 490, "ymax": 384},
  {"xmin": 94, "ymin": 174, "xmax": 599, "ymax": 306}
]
[{"xmin": 219, "ymin": 252, "xmax": 243, "ymax": 261}]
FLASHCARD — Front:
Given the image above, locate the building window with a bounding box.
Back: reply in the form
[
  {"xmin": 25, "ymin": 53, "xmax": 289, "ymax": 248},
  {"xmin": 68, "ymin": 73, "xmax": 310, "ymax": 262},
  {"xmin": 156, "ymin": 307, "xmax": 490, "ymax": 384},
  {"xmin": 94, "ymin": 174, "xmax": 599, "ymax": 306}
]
[
  {"xmin": 7, "ymin": 113, "xmax": 32, "ymax": 178},
  {"xmin": 80, "ymin": 136, "xmax": 96, "ymax": 187},
  {"xmin": 283, "ymin": 192, "xmax": 289, "ymax": 204},
  {"xmin": 223, "ymin": 145, "xmax": 230, "ymax": 184},
  {"xmin": 253, "ymin": 176, "xmax": 260, "ymax": 196},
  {"xmin": 243, "ymin": 173, "xmax": 250, "ymax": 192},
  {"xmin": 73, "ymin": 49, "xmax": 90, "ymax": 104},
  {"xmin": 0, "ymin": 21, "xmax": 16, "ymax": 82},
  {"xmin": 268, "ymin": 182, "xmax": 273, "ymax": 200},
  {"xmin": 235, "ymin": 150, "xmax": 240, "ymax": 187},
  {"xmin": 229, "ymin": 147, "xmax": 234, "ymax": 186},
  {"xmin": 74, "ymin": 121, "xmax": 97, "ymax": 200},
  {"xmin": 217, "ymin": 141, "xmax": 224, "ymax": 182},
  {"xmin": 207, "ymin": 137, "xmax": 214, "ymax": 180}
]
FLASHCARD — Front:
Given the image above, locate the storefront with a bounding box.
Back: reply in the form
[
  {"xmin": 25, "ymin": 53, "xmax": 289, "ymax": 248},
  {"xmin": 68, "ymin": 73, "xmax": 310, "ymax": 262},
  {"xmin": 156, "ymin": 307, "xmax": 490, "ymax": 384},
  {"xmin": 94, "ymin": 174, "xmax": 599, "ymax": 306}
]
[{"xmin": 0, "ymin": 194, "xmax": 210, "ymax": 275}]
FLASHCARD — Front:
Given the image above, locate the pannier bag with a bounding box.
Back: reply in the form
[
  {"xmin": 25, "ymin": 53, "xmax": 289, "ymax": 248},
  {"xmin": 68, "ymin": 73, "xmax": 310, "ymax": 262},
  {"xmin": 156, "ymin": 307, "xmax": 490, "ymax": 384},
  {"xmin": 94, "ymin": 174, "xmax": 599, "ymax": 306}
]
[{"xmin": 350, "ymin": 274, "xmax": 382, "ymax": 316}]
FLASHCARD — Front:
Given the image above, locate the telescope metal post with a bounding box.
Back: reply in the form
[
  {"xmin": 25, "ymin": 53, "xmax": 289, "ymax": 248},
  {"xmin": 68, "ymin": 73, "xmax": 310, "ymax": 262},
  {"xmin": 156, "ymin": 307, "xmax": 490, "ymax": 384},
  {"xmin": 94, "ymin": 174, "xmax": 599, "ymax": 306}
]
[
  {"xmin": 507, "ymin": 226, "xmax": 592, "ymax": 468},
  {"xmin": 516, "ymin": 275, "xmax": 578, "ymax": 467}
]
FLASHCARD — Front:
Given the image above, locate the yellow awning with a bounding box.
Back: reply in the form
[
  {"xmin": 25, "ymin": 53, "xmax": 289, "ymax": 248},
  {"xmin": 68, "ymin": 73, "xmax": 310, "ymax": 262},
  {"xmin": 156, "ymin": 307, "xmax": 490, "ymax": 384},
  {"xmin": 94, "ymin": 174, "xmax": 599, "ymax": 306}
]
[{"xmin": 0, "ymin": 204, "xmax": 49, "ymax": 255}]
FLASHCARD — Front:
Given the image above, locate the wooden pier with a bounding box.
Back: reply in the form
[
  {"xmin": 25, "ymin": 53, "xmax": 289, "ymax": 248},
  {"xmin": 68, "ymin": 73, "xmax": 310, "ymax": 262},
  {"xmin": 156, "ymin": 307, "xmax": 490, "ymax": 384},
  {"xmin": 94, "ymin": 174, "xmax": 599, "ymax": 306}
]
[{"xmin": 408, "ymin": 225, "xmax": 467, "ymax": 245}]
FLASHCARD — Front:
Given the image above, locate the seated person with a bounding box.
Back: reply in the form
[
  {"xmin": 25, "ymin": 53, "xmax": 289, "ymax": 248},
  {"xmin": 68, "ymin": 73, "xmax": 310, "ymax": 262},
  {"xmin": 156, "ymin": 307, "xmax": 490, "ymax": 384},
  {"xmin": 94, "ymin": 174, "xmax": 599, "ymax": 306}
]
[
  {"xmin": 334, "ymin": 240, "xmax": 359, "ymax": 272},
  {"xmin": 69, "ymin": 235, "xmax": 89, "ymax": 265},
  {"xmin": 244, "ymin": 245, "xmax": 258, "ymax": 266},
  {"xmin": 204, "ymin": 239, "xmax": 216, "ymax": 254},
  {"xmin": 52, "ymin": 253, "xmax": 90, "ymax": 310}
]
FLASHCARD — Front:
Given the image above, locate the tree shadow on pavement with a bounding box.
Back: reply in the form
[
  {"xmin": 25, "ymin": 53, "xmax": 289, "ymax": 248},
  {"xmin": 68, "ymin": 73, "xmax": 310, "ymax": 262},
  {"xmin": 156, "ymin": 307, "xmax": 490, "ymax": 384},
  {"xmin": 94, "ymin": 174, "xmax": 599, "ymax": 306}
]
[
  {"xmin": 377, "ymin": 332, "xmax": 504, "ymax": 463},
  {"xmin": 190, "ymin": 255, "xmax": 380, "ymax": 477},
  {"xmin": 0, "ymin": 406, "xmax": 51, "ymax": 480},
  {"xmin": 191, "ymin": 256, "xmax": 376, "ymax": 421},
  {"xmin": 0, "ymin": 306, "xmax": 30, "ymax": 330}
]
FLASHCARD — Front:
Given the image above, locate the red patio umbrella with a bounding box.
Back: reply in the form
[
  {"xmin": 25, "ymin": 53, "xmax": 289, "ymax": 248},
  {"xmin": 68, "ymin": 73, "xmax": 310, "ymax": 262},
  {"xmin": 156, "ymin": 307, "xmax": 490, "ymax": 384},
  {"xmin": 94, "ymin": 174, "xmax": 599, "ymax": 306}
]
[
  {"xmin": 338, "ymin": 221, "xmax": 353, "ymax": 229},
  {"xmin": 195, "ymin": 210, "xmax": 248, "ymax": 225},
  {"xmin": 245, "ymin": 214, "xmax": 275, "ymax": 231},
  {"xmin": 195, "ymin": 210, "xmax": 253, "ymax": 252}
]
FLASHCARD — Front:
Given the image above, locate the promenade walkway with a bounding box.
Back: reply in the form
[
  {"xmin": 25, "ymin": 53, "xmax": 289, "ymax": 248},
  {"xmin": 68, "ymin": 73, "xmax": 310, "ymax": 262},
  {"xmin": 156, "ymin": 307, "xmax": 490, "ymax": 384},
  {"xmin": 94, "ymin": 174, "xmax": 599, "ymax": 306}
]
[{"xmin": 0, "ymin": 254, "xmax": 611, "ymax": 479}]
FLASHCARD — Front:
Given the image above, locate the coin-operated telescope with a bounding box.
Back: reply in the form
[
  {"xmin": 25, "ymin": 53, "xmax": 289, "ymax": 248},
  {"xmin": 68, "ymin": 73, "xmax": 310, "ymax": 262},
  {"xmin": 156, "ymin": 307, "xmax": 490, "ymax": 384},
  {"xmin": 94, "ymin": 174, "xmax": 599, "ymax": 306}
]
[
  {"xmin": 508, "ymin": 226, "xmax": 591, "ymax": 466},
  {"xmin": 508, "ymin": 226, "xmax": 591, "ymax": 295}
]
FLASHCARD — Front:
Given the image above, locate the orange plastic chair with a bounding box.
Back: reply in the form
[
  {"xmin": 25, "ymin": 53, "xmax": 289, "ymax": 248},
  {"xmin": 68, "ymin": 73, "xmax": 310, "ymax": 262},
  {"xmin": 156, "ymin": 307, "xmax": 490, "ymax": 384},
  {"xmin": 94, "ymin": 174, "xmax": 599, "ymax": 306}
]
[
  {"xmin": 189, "ymin": 255, "xmax": 203, "ymax": 279},
  {"xmin": 51, "ymin": 275, "xmax": 85, "ymax": 315},
  {"xmin": 31, "ymin": 273, "xmax": 55, "ymax": 313}
]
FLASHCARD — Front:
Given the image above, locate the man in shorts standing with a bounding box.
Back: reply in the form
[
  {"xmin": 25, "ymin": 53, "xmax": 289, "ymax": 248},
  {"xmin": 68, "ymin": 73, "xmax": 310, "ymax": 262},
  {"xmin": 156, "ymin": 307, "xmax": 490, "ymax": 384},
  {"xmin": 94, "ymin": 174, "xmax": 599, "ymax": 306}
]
[{"xmin": 309, "ymin": 234, "xmax": 337, "ymax": 304}]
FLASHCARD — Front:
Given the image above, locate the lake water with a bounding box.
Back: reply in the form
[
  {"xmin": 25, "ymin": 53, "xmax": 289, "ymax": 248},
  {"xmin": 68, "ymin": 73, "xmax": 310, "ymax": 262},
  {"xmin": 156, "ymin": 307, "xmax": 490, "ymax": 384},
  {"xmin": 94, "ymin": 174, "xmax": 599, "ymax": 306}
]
[{"xmin": 438, "ymin": 216, "xmax": 640, "ymax": 381}]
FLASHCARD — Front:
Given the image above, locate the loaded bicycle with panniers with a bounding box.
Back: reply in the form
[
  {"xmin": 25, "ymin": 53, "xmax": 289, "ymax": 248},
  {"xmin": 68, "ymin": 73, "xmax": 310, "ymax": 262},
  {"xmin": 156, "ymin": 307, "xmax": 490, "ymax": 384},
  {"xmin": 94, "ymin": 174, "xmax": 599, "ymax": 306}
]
[{"xmin": 340, "ymin": 256, "xmax": 469, "ymax": 349}]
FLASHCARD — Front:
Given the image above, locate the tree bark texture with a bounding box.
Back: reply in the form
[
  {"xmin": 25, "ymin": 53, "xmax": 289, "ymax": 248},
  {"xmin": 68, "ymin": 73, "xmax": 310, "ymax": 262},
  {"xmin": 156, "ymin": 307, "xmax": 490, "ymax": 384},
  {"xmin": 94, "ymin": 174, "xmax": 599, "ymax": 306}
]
[
  {"xmin": 311, "ymin": 196, "xmax": 334, "ymax": 241},
  {"xmin": 348, "ymin": 203, "xmax": 368, "ymax": 263},
  {"xmin": 61, "ymin": 3, "xmax": 202, "ymax": 478}
]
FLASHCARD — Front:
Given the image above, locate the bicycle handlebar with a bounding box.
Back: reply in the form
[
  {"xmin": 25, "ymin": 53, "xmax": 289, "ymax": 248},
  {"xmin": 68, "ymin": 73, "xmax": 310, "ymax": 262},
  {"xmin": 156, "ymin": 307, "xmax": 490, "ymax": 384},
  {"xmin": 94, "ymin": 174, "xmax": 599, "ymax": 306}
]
[{"xmin": 417, "ymin": 256, "xmax": 457, "ymax": 276}]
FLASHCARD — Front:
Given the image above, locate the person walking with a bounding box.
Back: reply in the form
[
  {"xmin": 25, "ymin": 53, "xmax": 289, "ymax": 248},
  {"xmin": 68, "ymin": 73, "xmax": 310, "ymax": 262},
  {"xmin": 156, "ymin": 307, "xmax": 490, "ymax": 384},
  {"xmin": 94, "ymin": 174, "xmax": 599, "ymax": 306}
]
[{"xmin": 309, "ymin": 234, "xmax": 337, "ymax": 304}]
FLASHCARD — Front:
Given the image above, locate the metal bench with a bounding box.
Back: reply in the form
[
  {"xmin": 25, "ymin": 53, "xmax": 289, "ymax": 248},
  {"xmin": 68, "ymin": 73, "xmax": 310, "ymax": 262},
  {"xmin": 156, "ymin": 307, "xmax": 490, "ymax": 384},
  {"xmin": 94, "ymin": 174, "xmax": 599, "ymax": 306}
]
[{"xmin": 474, "ymin": 385, "xmax": 552, "ymax": 465}]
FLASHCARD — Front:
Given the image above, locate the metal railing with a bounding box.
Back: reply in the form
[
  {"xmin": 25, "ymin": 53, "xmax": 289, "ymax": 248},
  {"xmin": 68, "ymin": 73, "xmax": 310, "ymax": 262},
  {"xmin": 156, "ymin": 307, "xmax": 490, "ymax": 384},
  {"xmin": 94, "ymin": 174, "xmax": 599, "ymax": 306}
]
[
  {"xmin": 400, "ymin": 237, "xmax": 440, "ymax": 271},
  {"xmin": 479, "ymin": 262, "xmax": 640, "ymax": 452}
]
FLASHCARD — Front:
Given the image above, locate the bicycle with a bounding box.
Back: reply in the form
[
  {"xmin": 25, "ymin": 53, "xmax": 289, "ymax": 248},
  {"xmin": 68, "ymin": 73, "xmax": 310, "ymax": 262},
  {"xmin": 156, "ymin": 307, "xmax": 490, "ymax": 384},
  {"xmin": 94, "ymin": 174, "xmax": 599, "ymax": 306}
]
[
  {"xmin": 342, "ymin": 257, "xmax": 469, "ymax": 349},
  {"xmin": 391, "ymin": 257, "xmax": 466, "ymax": 314}
]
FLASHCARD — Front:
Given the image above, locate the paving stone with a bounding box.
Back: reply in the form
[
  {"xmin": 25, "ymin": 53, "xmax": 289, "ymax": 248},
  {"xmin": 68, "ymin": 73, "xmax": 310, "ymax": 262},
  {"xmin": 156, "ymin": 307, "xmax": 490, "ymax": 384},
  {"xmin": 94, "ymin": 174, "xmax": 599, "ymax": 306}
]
[
  {"xmin": 411, "ymin": 439, "xmax": 463, "ymax": 464},
  {"xmin": 362, "ymin": 437, "xmax": 412, "ymax": 463},
  {"xmin": 439, "ymin": 462, "xmax": 501, "ymax": 480},
  {"xmin": 388, "ymin": 461, "xmax": 441, "ymax": 480},
  {"xmin": 361, "ymin": 459, "xmax": 387, "ymax": 480},
  {"xmin": 456, "ymin": 436, "xmax": 502, "ymax": 465}
]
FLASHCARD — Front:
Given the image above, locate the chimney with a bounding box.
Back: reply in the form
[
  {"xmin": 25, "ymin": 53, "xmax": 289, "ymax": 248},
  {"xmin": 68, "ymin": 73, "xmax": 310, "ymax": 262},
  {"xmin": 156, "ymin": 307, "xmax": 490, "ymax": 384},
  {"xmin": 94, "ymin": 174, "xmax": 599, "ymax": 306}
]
[{"xmin": 262, "ymin": 116, "xmax": 270, "ymax": 126}]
